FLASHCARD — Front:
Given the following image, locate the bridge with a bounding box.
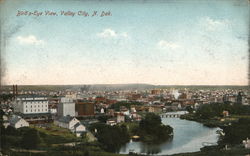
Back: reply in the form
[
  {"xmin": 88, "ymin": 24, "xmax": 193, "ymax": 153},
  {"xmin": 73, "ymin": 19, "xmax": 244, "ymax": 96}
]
[
  {"xmin": 161, "ymin": 114, "xmax": 182, "ymax": 118},
  {"xmin": 161, "ymin": 111, "xmax": 188, "ymax": 118},
  {"xmin": 202, "ymin": 142, "xmax": 217, "ymax": 146}
]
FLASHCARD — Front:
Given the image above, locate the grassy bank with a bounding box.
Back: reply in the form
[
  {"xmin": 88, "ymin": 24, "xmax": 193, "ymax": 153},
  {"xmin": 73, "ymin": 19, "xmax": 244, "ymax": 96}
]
[
  {"xmin": 171, "ymin": 147, "xmax": 250, "ymax": 156},
  {"xmin": 180, "ymin": 113, "xmax": 242, "ymax": 128}
]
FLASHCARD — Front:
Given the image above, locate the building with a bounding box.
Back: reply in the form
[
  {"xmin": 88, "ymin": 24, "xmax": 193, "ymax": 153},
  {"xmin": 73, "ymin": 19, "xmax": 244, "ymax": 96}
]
[
  {"xmin": 116, "ymin": 113, "xmax": 125, "ymax": 123},
  {"xmin": 222, "ymin": 110, "xmax": 229, "ymax": 117},
  {"xmin": 9, "ymin": 116, "xmax": 29, "ymax": 129},
  {"xmin": 13, "ymin": 95, "xmax": 49, "ymax": 114},
  {"xmin": 243, "ymin": 138, "xmax": 250, "ymax": 149},
  {"xmin": 151, "ymin": 89, "xmax": 161, "ymax": 95},
  {"xmin": 75, "ymin": 100, "xmax": 95, "ymax": 116},
  {"xmin": 148, "ymin": 105, "xmax": 162, "ymax": 113},
  {"xmin": 106, "ymin": 118, "xmax": 117, "ymax": 126},
  {"xmin": 58, "ymin": 97, "xmax": 75, "ymax": 117},
  {"xmin": 48, "ymin": 98, "xmax": 60, "ymax": 114},
  {"xmin": 73, "ymin": 123, "xmax": 86, "ymax": 137},
  {"xmin": 54, "ymin": 115, "xmax": 86, "ymax": 137}
]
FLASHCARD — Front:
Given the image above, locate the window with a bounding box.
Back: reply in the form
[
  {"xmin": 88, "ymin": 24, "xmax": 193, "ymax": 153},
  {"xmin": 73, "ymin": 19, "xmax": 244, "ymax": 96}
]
[{"xmin": 26, "ymin": 110, "xmax": 28, "ymax": 112}]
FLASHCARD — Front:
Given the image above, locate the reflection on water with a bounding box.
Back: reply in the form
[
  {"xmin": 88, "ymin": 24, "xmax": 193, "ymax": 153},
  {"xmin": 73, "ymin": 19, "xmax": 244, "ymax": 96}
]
[{"xmin": 119, "ymin": 115, "xmax": 220, "ymax": 155}]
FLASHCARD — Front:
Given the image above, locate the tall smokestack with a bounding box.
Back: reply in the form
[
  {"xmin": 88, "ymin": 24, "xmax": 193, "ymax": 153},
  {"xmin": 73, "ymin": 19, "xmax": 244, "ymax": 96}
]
[
  {"xmin": 12, "ymin": 85, "xmax": 15, "ymax": 96},
  {"xmin": 15, "ymin": 85, "xmax": 18, "ymax": 96}
]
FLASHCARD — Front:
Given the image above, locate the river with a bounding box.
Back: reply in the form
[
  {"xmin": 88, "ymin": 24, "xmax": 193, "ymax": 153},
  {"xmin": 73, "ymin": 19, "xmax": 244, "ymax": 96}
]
[{"xmin": 119, "ymin": 112, "xmax": 221, "ymax": 155}]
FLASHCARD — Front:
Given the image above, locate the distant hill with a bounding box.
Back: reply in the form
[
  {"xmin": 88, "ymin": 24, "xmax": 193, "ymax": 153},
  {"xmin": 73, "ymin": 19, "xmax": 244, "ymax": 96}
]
[{"xmin": 1, "ymin": 84, "xmax": 249, "ymax": 92}]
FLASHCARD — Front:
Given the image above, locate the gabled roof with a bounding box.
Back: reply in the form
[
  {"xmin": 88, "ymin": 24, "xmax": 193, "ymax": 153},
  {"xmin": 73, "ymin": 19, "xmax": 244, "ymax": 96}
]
[
  {"xmin": 58, "ymin": 115, "xmax": 75, "ymax": 123},
  {"xmin": 74, "ymin": 122, "xmax": 84, "ymax": 128},
  {"xmin": 9, "ymin": 116, "xmax": 22, "ymax": 125}
]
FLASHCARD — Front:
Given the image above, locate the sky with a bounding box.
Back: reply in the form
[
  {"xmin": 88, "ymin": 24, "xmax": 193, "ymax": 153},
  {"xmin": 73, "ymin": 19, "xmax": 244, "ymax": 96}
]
[{"xmin": 0, "ymin": 0, "xmax": 249, "ymax": 85}]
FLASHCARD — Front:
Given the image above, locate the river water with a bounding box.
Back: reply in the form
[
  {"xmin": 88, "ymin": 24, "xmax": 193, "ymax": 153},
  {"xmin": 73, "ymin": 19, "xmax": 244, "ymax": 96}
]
[{"xmin": 119, "ymin": 113, "xmax": 220, "ymax": 155}]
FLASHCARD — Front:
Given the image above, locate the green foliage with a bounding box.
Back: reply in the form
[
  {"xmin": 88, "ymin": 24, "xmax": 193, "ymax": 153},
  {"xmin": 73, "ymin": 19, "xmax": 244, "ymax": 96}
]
[
  {"xmin": 196, "ymin": 104, "xmax": 215, "ymax": 119},
  {"xmin": 6, "ymin": 125, "xmax": 20, "ymax": 136},
  {"xmin": 89, "ymin": 123, "xmax": 130, "ymax": 152},
  {"xmin": 20, "ymin": 128, "xmax": 42, "ymax": 149},
  {"xmin": 110, "ymin": 101, "xmax": 142, "ymax": 111},
  {"xmin": 97, "ymin": 115, "xmax": 112, "ymax": 123},
  {"xmin": 138, "ymin": 113, "xmax": 173, "ymax": 143},
  {"xmin": 0, "ymin": 94, "xmax": 14, "ymax": 102},
  {"xmin": 186, "ymin": 106, "xmax": 194, "ymax": 113},
  {"xmin": 195, "ymin": 103, "xmax": 250, "ymax": 119},
  {"xmin": 221, "ymin": 118, "xmax": 250, "ymax": 145}
]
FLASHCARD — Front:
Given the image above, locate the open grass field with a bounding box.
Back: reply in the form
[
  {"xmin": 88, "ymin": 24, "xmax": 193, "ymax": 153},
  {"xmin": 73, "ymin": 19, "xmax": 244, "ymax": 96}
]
[{"xmin": 32, "ymin": 124, "xmax": 77, "ymax": 139}]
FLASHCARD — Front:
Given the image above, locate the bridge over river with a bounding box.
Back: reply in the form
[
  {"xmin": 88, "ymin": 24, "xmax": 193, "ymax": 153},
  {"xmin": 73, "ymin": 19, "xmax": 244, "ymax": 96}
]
[{"xmin": 161, "ymin": 111, "xmax": 188, "ymax": 118}]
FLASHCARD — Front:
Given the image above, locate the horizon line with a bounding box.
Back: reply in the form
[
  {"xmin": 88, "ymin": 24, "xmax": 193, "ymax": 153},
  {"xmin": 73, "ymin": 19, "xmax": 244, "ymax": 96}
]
[{"xmin": 1, "ymin": 83, "xmax": 249, "ymax": 87}]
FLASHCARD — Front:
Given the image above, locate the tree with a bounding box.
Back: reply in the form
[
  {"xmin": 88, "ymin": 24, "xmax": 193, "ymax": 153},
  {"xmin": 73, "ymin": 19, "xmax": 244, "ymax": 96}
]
[
  {"xmin": 221, "ymin": 118, "xmax": 250, "ymax": 144},
  {"xmin": 196, "ymin": 104, "xmax": 215, "ymax": 119},
  {"xmin": 20, "ymin": 128, "xmax": 41, "ymax": 149},
  {"xmin": 186, "ymin": 105, "xmax": 194, "ymax": 114},
  {"xmin": 138, "ymin": 113, "xmax": 173, "ymax": 143},
  {"xmin": 89, "ymin": 123, "xmax": 130, "ymax": 152}
]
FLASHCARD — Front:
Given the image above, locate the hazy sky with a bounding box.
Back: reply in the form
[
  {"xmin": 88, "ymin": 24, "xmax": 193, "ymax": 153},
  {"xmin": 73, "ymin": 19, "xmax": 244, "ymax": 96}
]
[{"xmin": 1, "ymin": 0, "xmax": 249, "ymax": 85}]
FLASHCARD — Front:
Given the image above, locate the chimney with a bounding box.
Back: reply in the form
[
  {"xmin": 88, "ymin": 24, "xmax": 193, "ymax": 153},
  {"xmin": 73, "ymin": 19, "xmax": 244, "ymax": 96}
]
[
  {"xmin": 12, "ymin": 85, "xmax": 15, "ymax": 96},
  {"xmin": 15, "ymin": 85, "xmax": 18, "ymax": 96}
]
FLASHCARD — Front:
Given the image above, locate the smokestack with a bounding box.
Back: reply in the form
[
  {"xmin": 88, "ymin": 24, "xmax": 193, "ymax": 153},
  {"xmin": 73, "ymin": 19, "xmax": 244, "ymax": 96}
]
[
  {"xmin": 15, "ymin": 85, "xmax": 18, "ymax": 96},
  {"xmin": 12, "ymin": 85, "xmax": 15, "ymax": 96}
]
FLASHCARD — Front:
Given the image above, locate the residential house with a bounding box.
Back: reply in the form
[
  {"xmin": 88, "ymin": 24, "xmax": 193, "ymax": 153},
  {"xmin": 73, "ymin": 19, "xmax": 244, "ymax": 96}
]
[
  {"xmin": 54, "ymin": 115, "xmax": 86, "ymax": 137},
  {"xmin": 9, "ymin": 116, "xmax": 29, "ymax": 129},
  {"xmin": 73, "ymin": 122, "xmax": 86, "ymax": 137},
  {"xmin": 106, "ymin": 118, "xmax": 117, "ymax": 126},
  {"xmin": 243, "ymin": 138, "xmax": 250, "ymax": 149}
]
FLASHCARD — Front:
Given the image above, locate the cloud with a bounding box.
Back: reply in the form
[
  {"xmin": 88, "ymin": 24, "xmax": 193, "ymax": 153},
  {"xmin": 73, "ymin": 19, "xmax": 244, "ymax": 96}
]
[
  {"xmin": 17, "ymin": 35, "xmax": 45, "ymax": 45},
  {"xmin": 120, "ymin": 32, "xmax": 128, "ymax": 38},
  {"xmin": 97, "ymin": 29, "xmax": 117, "ymax": 38},
  {"xmin": 157, "ymin": 40, "xmax": 180, "ymax": 50},
  {"xmin": 97, "ymin": 29, "xmax": 129, "ymax": 38},
  {"xmin": 201, "ymin": 17, "xmax": 230, "ymax": 31}
]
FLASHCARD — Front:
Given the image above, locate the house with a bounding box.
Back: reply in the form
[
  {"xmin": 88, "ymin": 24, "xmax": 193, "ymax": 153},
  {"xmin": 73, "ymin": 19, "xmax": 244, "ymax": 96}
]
[
  {"xmin": 54, "ymin": 115, "xmax": 86, "ymax": 137},
  {"xmin": 243, "ymin": 138, "xmax": 250, "ymax": 149},
  {"xmin": 131, "ymin": 112, "xmax": 142, "ymax": 121},
  {"xmin": 222, "ymin": 110, "xmax": 229, "ymax": 117},
  {"xmin": 3, "ymin": 115, "xmax": 8, "ymax": 121},
  {"xmin": 106, "ymin": 118, "xmax": 117, "ymax": 126},
  {"xmin": 54, "ymin": 115, "xmax": 79, "ymax": 130},
  {"xmin": 148, "ymin": 105, "xmax": 162, "ymax": 113},
  {"xmin": 73, "ymin": 122, "xmax": 86, "ymax": 137},
  {"xmin": 117, "ymin": 113, "xmax": 125, "ymax": 123},
  {"xmin": 9, "ymin": 116, "xmax": 29, "ymax": 129},
  {"xmin": 100, "ymin": 108, "xmax": 105, "ymax": 114}
]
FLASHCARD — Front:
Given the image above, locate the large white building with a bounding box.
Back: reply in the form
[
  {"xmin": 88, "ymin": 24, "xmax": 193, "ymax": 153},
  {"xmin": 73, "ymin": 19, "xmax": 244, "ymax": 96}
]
[
  {"xmin": 58, "ymin": 97, "xmax": 75, "ymax": 117},
  {"xmin": 13, "ymin": 95, "xmax": 49, "ymax": 114}
]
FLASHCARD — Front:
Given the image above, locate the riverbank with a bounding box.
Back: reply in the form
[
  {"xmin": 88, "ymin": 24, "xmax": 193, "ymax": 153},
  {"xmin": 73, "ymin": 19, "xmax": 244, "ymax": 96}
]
[
  {"xmin": 120, "ymin": 117, "xmax": 220, "ymax": 155},
  {"xmin": 179, "ymin": 113, "xmax": 242, "ymax": 128},
  {"xmin": 171, "ymin": 146, "xmax": 250, "ymax": 156}
]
